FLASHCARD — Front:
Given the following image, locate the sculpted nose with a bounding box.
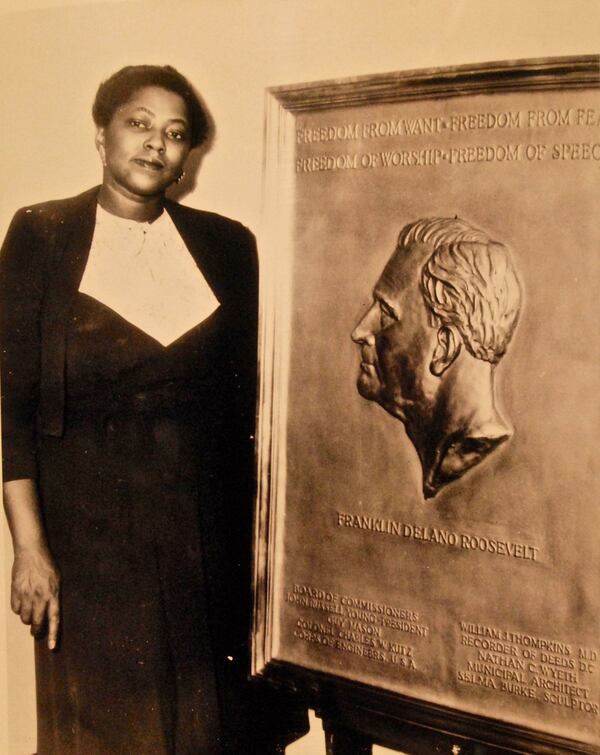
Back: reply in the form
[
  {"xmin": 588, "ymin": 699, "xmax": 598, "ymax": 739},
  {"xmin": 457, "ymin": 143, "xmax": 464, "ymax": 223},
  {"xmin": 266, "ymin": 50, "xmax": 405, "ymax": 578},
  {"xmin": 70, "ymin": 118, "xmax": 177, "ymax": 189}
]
[
  {"xmin": 352, "ymin": 303, "xmax": 378, "ymax": 344},
  {"xmin": 351, "ymin": 320, "xmax": 368, "ymax": 344}
]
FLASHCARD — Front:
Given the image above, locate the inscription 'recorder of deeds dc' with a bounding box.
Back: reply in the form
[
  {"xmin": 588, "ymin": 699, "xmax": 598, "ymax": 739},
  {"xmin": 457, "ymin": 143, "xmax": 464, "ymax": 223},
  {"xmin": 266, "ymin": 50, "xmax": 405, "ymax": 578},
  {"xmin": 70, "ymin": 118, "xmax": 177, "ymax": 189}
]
[
  {"xmin": 457, "ymin": 621, "xmax": 599, "ymax": 716},
  {"xmin": 296, "ymin": 107, "xmax": 600, "ymax": 145}
]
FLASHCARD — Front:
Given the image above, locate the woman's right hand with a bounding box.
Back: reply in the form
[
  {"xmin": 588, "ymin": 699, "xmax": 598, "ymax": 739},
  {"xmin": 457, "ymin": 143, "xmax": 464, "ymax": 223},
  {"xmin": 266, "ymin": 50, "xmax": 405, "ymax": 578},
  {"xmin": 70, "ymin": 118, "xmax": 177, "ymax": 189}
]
[
  {"xmin": 3, "ymin": 479, "xmax": 60, "ymax": 650},
  {"xmin": 11, "ymin": 545, "xmax": 60, "ymax": 649}
]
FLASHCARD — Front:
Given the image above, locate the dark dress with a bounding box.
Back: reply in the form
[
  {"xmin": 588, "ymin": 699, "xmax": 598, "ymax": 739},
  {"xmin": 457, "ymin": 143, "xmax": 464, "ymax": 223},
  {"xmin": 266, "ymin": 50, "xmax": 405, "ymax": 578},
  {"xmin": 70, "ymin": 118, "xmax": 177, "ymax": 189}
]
[
  {"xmin": 37, "ymin": 292, "xmax": 228, "ymax": 753},
  {"xmin": 0, "ymin": 191, "xmax": 308, "ymax": 754}
]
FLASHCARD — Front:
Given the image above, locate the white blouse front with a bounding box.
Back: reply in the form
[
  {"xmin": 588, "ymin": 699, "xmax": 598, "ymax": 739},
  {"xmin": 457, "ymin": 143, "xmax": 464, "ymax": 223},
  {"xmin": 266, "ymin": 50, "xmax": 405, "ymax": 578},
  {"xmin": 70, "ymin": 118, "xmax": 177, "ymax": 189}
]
[{"xmin": 78, "ymin": 204, "xmax": 220, "ymax": 347}]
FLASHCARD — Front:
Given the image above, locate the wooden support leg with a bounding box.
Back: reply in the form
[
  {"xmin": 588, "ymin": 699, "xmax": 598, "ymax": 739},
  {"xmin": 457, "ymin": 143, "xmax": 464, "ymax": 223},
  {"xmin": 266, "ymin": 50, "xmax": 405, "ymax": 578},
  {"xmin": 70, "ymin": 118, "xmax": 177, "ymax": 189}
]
[{"xmin": 323, "ymin": 720, "xmax": 373, "ymax": 755}]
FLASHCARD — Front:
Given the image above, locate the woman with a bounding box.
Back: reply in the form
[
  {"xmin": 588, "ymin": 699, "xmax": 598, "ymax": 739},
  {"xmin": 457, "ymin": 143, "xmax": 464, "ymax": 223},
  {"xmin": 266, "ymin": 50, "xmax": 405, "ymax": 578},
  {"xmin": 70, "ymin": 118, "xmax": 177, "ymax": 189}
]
[{"xmin": 0, "ymin": 65, "xmax": 306, "ymax": 754}]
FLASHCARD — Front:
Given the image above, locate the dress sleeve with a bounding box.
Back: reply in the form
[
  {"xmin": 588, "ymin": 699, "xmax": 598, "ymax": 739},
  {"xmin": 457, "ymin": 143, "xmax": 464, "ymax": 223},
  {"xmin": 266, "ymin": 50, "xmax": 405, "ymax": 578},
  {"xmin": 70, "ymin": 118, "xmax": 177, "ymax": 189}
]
[
  {"xmin": 0, "ymin": 209, "xmax": 46, "ymax": 481},
  {"xmin": 229, "ymin": 223, "xmax": 259, "ymax": 434}
]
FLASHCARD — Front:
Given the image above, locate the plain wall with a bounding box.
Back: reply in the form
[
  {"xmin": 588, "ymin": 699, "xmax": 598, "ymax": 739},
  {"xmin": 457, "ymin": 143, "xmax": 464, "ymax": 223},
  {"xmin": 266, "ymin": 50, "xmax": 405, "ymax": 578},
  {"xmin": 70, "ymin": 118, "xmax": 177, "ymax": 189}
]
[{"xmin": 0, "ymin": 1, "xmax": 598, "ymax": 752}]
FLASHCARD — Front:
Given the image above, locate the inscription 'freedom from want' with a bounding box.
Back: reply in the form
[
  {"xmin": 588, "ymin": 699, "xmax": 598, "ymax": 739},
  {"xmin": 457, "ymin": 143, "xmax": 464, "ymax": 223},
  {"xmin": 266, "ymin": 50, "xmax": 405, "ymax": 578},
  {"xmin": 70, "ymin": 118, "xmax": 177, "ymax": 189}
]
[{"xmin": 296, "ymin": 107, "xmax": 600, "ymax": 144}]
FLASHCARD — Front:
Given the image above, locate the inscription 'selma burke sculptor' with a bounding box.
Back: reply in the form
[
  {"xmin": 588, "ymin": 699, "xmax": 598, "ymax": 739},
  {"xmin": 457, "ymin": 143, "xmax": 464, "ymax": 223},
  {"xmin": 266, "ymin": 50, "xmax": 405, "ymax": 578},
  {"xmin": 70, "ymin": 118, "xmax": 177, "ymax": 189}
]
[{"xmin": 352, "ymin": 217, "xmax": 522, "ymax": 499}]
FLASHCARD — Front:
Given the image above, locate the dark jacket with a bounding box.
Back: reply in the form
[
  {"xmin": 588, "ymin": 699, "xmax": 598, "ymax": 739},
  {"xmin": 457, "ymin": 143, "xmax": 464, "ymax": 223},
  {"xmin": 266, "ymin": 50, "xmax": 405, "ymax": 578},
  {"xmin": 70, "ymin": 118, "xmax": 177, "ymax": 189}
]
[
  {"xmin": 0, "ymin": 185, "xmax": 308, "ymax": 747},
  {"xmin": 0, "ymin": 185, "xmax": 258, "ymax": 480}
]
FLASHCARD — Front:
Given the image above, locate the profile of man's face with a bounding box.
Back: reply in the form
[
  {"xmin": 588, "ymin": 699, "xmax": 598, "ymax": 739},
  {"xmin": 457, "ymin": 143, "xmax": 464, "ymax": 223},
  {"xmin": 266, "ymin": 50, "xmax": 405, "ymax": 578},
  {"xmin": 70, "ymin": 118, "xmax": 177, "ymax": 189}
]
[{"xmin": 352, "ymin": 242, "xmax": 438, "ymax": 422}]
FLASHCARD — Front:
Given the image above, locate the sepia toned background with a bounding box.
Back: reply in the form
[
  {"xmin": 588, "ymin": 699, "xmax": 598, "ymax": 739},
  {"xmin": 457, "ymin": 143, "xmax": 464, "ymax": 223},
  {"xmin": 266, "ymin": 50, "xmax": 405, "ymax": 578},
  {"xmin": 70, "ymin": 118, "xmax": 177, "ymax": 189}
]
[{"xmin": 1, "ymin": 1, "xmax": 598, "ymax": 752}]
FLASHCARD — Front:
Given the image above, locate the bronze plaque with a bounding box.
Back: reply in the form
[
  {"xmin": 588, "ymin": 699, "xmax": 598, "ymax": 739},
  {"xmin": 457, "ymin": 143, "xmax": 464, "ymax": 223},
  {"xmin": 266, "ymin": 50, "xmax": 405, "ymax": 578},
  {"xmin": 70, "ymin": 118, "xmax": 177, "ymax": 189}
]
[{"xmin": 253, "ymin": 57, "xmax": 600, "ymax": 751}]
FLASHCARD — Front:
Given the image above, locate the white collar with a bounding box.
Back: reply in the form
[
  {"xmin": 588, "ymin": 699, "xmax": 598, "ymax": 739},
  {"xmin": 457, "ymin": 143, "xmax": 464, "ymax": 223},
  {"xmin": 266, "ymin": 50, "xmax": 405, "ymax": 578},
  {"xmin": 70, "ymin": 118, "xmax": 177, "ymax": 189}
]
[{"xmin": 78, "ymin": 204, "xmax": 220, "ymax": 346}]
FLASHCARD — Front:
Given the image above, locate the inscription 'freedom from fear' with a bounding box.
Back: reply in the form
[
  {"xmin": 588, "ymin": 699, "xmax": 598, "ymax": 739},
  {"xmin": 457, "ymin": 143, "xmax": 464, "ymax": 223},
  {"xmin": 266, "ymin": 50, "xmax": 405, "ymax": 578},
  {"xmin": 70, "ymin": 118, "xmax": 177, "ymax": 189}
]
[
  {"xmin": 295, "ymin": 104, "xmax": 600, "ymax": 173},
  {"xmin": 296, "ymin": 106, "xmax": 600, "ymax": 144}
]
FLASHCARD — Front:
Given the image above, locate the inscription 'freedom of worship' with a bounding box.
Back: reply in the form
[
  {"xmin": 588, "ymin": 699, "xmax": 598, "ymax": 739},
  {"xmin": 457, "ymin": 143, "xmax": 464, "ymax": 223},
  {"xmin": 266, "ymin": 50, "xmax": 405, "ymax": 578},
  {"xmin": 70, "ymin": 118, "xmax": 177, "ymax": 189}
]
[
  {"xmin": 295, "ymin": 104, "xmax": 600, "ymax": 173},
  {"xmin": 296, "ymin": 141, "xmax": 600, "ymax": 173}
]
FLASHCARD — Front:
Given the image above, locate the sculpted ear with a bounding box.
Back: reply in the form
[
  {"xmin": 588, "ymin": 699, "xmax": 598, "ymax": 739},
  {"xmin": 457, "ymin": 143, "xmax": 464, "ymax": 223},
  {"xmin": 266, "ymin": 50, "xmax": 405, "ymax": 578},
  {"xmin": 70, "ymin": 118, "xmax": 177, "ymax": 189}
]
[
  {"xmin": 95, "ymin": 127, "xmax": 107, "ymax": 167},
  {"xmin": 430, "ymin": 325, "xmax": 461, "ymax": 377}
]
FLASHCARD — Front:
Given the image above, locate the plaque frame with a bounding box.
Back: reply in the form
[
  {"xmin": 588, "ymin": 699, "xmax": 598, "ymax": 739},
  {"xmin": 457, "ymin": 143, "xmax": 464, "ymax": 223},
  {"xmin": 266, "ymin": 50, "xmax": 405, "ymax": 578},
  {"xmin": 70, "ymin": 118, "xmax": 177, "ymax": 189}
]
[{"xmin": 252, "ymin": 56, "xmax": 600, "ymax": 754}]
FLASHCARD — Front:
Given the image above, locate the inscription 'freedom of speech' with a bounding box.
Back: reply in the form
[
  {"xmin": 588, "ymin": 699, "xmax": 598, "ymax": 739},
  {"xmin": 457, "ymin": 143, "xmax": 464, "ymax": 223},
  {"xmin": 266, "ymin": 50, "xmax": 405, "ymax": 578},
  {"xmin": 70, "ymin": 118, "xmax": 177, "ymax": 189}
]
[
  {"xmin": 296, "ymin": 142, "xmax": 600, "ymax": 173},
  {"xmin": 295, "ymin": 104, "xmax": 600, "ymax": 174}
]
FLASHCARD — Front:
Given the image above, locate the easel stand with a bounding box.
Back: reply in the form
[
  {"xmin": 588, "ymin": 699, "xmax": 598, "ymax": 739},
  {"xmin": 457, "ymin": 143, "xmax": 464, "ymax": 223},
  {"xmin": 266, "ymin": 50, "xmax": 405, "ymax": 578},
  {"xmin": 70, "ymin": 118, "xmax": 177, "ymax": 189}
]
[{"xmin": 264, "ymin": 665, "xmax": 594, "ymax": 755}]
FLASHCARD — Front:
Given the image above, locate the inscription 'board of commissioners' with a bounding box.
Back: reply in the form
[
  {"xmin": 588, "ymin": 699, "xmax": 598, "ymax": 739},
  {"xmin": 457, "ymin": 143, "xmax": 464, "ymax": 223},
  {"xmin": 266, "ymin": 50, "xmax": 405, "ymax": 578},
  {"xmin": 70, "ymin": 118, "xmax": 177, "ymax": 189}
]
[
  {"xmin": 284, "ymin": 585, "xmax": 600, "ymax": 721},
  {"xmin": 286, "ymin": 584, "xmax": 427, "ymax": 670}
]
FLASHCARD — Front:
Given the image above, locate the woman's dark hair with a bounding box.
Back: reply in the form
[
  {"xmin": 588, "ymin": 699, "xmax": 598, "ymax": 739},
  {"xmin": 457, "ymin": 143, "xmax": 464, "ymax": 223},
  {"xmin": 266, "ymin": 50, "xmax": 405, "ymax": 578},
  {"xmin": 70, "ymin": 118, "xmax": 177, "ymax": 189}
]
[{"xmin": 92, "ymin": 65, "xmax": 209, "ymax": 148}]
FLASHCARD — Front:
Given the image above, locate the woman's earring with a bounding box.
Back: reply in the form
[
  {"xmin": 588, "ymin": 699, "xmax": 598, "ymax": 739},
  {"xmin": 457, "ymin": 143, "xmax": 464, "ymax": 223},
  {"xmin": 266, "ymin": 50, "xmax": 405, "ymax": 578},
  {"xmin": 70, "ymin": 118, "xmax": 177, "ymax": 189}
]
[{"xmin": 176, "ymin": 171, "xmax": 186, "ymax": 184}]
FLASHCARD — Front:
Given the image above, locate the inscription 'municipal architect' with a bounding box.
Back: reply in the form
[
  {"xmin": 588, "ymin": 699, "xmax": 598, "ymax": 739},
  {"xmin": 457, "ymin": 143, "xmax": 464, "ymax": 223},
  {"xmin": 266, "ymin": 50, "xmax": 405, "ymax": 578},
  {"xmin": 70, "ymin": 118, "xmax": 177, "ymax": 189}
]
[
  {"xmin": 458, "ymin": 622, "xmax": 600, "ymax": 716},
  {"xmin": 351, "ymin": 218, "xmax": 522, "ymax": 499}
]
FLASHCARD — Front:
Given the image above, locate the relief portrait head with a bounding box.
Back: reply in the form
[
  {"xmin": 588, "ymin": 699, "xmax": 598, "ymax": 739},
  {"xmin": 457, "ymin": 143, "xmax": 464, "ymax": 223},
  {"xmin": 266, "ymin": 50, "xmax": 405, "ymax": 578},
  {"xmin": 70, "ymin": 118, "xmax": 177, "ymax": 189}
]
[{"xmin": 352, "ymin": 217, "xmax": 522, "ymax": 499}]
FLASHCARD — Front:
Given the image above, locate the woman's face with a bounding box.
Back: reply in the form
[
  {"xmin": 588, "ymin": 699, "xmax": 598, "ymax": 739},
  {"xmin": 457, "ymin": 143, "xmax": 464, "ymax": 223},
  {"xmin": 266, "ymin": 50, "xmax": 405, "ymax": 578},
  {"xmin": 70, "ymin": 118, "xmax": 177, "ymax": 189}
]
[{"xmin": 96, "ymin": 86, "xmax": 191, "ymax": 201}]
